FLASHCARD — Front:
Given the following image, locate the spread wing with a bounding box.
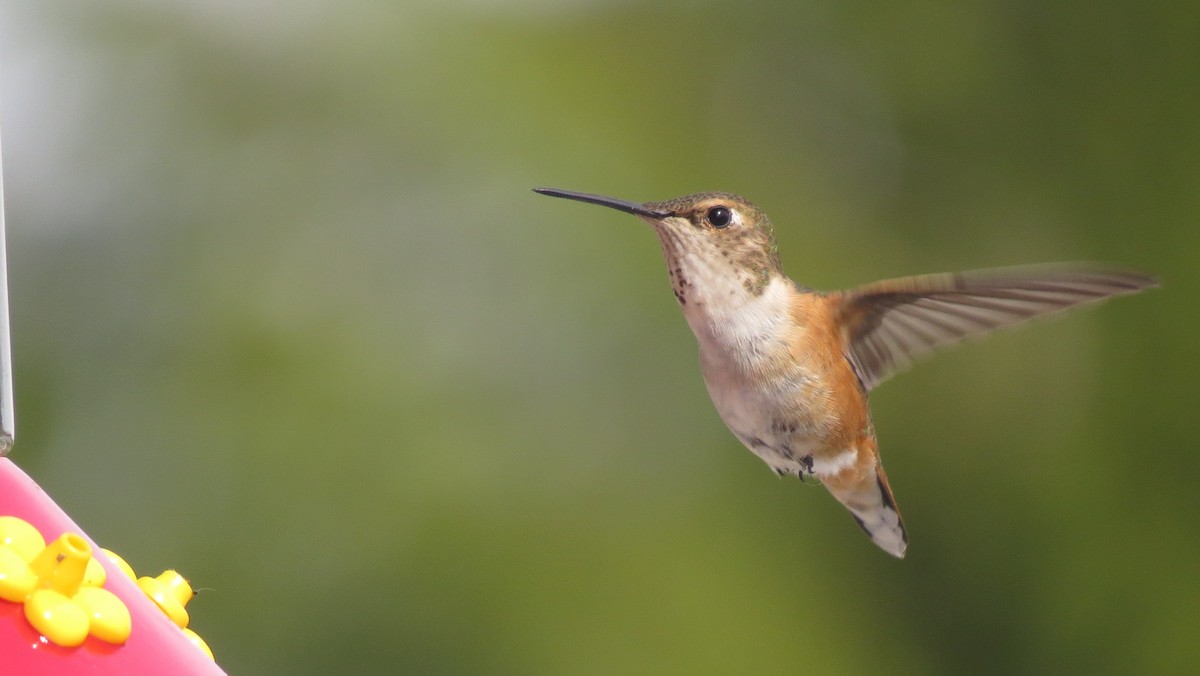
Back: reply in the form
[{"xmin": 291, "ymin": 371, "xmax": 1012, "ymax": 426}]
[{"xmin": 830, "ymin": 265, "xmax": 1157, "ymax": 391}]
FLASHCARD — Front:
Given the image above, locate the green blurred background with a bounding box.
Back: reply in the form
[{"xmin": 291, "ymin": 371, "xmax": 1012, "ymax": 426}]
[{"xmin": 1, "ymin": 2, "xmax": 1195, "ymax": 674}]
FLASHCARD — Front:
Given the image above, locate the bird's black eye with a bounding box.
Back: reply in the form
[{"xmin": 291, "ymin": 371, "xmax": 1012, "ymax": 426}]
[{"xmin": 706, "ymin": 206, "xmax": 732, "ymax": 228}]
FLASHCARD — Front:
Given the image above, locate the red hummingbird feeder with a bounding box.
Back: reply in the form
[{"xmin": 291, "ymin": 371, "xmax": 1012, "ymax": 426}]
[{"xmin": 0, "ymin": 116, "xmax": 225, "ymax": 675}]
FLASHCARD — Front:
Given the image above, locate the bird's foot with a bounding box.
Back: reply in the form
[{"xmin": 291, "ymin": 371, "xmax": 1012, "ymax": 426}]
[{"xmin": 797, "ymin": 455, "xmax": 815, "ymax": 481}]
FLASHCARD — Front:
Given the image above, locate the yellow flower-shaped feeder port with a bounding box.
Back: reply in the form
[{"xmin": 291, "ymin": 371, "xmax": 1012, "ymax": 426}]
[
  {"xmin": 138, "ymin": 570, "xmax": 213, "ymax": 660},
  {"xmin": 0, "ymin": 515, "xmax": 131, "ymax": 647},
  {"xmin": 0, "ymin": 515, "xmax": 214, "ymax": 659}
]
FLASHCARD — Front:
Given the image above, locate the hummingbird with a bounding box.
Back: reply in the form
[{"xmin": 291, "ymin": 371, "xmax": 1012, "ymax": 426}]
[{"xmin": 535, "ymin": 187, "xmax": 1157, "ymax": 558}]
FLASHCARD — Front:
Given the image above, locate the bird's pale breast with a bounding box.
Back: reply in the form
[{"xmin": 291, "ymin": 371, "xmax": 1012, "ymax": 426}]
[{"xmin": 688, "ymin": 278, "xmax": 870, "ymax": 477}]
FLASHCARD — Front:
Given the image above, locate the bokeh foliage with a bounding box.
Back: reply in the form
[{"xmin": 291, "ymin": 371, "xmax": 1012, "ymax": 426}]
[{"xmin": 1, "ymin": 2, "xmax": 1195, "ymax": 673}]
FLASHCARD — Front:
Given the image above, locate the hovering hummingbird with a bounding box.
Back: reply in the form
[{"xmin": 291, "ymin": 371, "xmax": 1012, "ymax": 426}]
[{"xmin": 535, "ymin": 187, "xmax": 1157, "ymax": 558}]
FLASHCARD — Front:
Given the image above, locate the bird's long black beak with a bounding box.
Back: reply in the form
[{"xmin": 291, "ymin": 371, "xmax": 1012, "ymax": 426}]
[{"xmin": 533, "ymin": 188, "xmax": 671, "ymax": 219}]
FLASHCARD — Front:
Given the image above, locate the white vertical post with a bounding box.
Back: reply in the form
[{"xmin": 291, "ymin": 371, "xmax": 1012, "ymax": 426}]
[{"xmin": 0, "ymin": 120, "xmax": 15, "ymax": 454}]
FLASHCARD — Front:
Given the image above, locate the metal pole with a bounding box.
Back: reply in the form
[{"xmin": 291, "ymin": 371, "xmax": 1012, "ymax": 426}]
[{"xmin": 0, "ymin": 118, "xmax": 15, "ymax": 454}]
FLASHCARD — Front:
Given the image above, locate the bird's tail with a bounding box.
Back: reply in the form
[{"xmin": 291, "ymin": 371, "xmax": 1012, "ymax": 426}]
[{"xmin": 824, "ymin": 461, "xmax": 908, "ymax": 558}]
